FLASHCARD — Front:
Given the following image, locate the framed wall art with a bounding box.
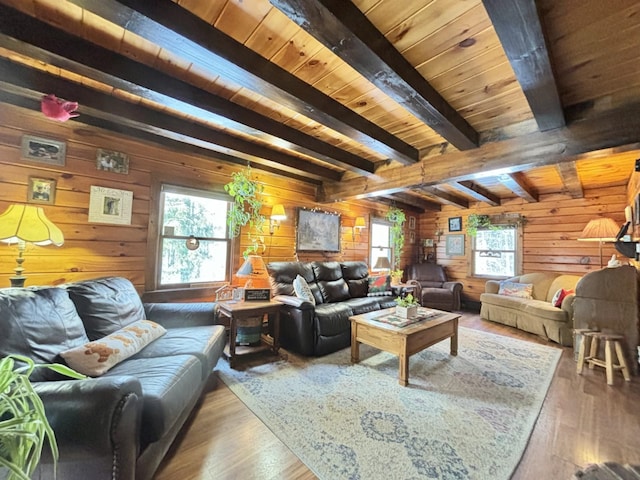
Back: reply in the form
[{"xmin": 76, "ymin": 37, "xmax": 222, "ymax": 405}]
[
  {"xmin": 445, "ymin": 234, "xmax": 465, "ymax": 256},
  {"xmin": 88, "ymin": 186, "xmax": 133, "ymax": 225},
  {"xmin": 296, "ymin": 208, "xmax": 341, "ymax": 252},
  {"xmin": 408, "ymin": 216, "xmax": 416, "ymax": 230},
  {"xmin": 96, "ymin": 149, "xmax": 129, "ymax": 174},
  {"xmin": 27, "ymin": 176, "xmax": 56, "ymax": 205},
  {"xmin": 21, "ymin": 135, "xmax": 66, "ymax": 166},
  {"xmin": 448, "ymin": 216, "xmax": 462, "ymax": 232}
]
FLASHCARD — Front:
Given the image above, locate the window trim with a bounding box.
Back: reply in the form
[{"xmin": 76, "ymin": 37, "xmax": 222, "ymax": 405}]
[
  {"xmin": 146, "ymin": 173, "xmax": 233, "ymax": 294},
  {"xmin": 470, "ymin": 223, "xmax": 523, "ymax": 279}
]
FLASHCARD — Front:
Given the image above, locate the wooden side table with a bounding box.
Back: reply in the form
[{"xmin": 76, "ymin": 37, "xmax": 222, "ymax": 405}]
[
  {"xmin": 217, "ymin": 300, "xmax": 281, "ymax": 368},
  {"xmin": 391, "ymin": 283, "xmax": 418, "ymax": 298}
]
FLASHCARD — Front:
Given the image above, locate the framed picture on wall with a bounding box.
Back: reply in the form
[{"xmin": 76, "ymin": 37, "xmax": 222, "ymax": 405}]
[
  {"xmin": 21, "ymin": 135, "xmax": 66, "ymax": 166},
  {"xmin": 408, "ymin": 216, "xmax": 416, "ymax": 230},
  {"xmin": 445, "ymin": 234, "xmax": 465, "ymax": 256},
  {"xmin": 27, "ymin": 177, "xmax": 56, "ymax": 205},
  {"xmin": 96, "ymin": 149, "xmax": 129, "ymax": 174},
  {"xmin": 296, "ymin": 208, "xmax": 341, "ymax": 252},
  {"xmin": 448, "ymin": 216, "xmax": 462, "ymax": 232}
]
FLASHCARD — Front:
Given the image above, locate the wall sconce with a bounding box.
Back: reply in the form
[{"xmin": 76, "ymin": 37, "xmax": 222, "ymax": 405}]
[
  {"xmin": 0, "ymin": 204, "xmax": 64, "ymax": 287},
  {"xmin": 269, "ymin": 204, "xmax": 286, "ymax": 235},
  {"xmin": 435, "ymin": 228, "xmax": 444, "ymax": 243},
  {"xmin": 353, "ymin": 216, "xmax": 366, "ymax": 238}
]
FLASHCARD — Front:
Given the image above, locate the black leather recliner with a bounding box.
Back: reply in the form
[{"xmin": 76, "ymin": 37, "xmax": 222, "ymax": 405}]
[{"xmin": 406, "ymin": 263, "xmax": 463, "ymax": 311}]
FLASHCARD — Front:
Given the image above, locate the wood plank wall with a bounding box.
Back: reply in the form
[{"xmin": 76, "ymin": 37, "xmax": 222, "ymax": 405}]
[
  {"xmin": 0, "ymin": 103, "xmax": 419, "ymax": 298},
  {"xmin": 416, "ymin": 187, "xmax": 628, "ymax": 305}
]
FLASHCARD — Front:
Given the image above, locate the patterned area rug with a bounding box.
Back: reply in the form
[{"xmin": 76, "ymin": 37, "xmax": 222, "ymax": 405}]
[{"xmin": 218, "ymin": 326, "xmax": 561, "ymax": 480}]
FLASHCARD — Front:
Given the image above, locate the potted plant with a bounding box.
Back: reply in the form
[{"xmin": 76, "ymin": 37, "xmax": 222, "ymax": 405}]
[
  {"xmin": 224, "ymin": 164, "xmax": 266, "ymax": 258},
  {"xmin": 466, "ymin": 213, "xmax": 495, "ymax": 237},
  {"xmin": 395, "ymin": 293, "xmax": 419, "ymax": 319},
  {"xmin": 390, "ymin": 269, "xmax": 403, "ymax": 285},
  {"xmin": 0, "ymin": 355, "xmax": 85, "ymax": 479},
  {"xmin": 386, "ymin": 207, "xmax": 406, "ymax": 279}
]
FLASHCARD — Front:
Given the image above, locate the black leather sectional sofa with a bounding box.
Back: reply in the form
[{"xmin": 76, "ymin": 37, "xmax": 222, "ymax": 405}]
[{"xmin": 267, "ymin": 260, "xmax": 397, "ymax": 356}]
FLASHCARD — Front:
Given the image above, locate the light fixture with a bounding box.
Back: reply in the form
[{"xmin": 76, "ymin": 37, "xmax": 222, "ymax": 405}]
[
  {"xmin": 577, "ymin": 217, "xmax": 620, "ymax": 268},
  {"xmin": 0, "ymin": 204, "xmax": 64, "ymax": 287},
  {"xmin": 236, "ymin": 255, "xmax": 271, "ymax": 289},
  {"xmin": 373, "ymin": 255, "xmax": 391, "ymax": 274},
  {"xmin": 353, "ymin": 216, "xmax": 366, "ymax": 238},
  {"xmin": 186, "ymin": 235, "xmax": 200, "ymax": 250},
  {"xmin": 269, "ymin": 204, "xmax": 286, "ymax": 235}
]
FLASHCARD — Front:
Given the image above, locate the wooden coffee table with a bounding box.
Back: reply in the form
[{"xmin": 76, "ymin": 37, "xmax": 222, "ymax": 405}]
[{"xmin": 349, "ymin": 308, "xmax": 460, "ymax": 386}]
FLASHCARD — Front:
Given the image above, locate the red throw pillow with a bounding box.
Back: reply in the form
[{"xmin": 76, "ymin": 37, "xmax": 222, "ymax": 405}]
[{"xmin": 552, "ymin": 288, "xmax": 574, "ymax": 308}]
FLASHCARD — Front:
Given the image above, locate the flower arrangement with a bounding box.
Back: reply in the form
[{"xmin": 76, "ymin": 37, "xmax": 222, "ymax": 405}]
[{"xmin": 395, "ymin": 293, "xmax": 419, "ymax": 319}]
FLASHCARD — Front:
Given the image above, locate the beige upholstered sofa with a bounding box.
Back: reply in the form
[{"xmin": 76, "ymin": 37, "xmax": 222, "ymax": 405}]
[{"xmin": 480, "ymin": 272, "xmax": 582, "ymax": 346}]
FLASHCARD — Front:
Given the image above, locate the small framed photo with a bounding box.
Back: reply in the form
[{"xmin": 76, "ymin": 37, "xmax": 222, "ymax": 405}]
[
  {"xmin": 448, "ymin": 216, "xmax": 462, "ymax": 232},
  {"xmin": 96, "ymin": 149, "xmax": 129, "ymax": 174},
  {"xmin": 27, "ymin": 177, "xmax": 56, "ymax": 205},
  {"xmin": 21, "ymin": 135, "xmax": 66, "ymax": 166},
  {"xmin": 423, "ymin": 238, "xmax": 434, "ymax": 247},
  {"xmin": 446, "ymin": 234, "xmax": 465, "ymax": 256},
  {"xmin": 408, "ymin": 216, "xmax": 416, "ymax": 230},
  {"xmin": 409, "ymin": 231, "xmax": 416, "ymax": 244}
]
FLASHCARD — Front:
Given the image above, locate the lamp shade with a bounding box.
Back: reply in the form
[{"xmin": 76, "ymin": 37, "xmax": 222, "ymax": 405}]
[
  {"xmin": 0, "ymin": 204, "xmax": 64, "ymax": 246},
  {"xmin": 373, "ymin": 256, "xmax": 391, "ymax": 270},
  {"xmin": 577, "ymin": 218, "xmax": 619, "ymax": 242},
  {"xmin": 270, "ymin": 204, "xmax": 286, "ymax": 220},
  {"xmin": 354, "ymin": 216, "xmax": 366, "ymax": 229},
  {"xmin": 236, "ymin": 255, "xmax": 270, "ymax": 288}
]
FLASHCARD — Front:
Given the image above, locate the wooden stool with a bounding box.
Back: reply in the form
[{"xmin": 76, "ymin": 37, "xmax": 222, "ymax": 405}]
[{"xmin": 576, "ymin": 330, "xmax": 631, "ymax": 385}]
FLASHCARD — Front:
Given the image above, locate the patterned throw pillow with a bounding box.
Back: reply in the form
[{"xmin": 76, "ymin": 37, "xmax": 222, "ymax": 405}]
[
  {"xmin": 498, "ymin": 281, "xmax": 533, "ymax": 299},
  {"xmin": 551, "ymin": 288, "xmax": 574, "ymax": 307},
  {"xmin": 368, "ymin": 275, "xmax": 390, "ymax": 293},
  {"xmin": 293, "ymin": 274, "xmax": 315, "ymax": 305},
  {"xmin": 60, "ymin": 320, "xmax": 167, "ymax": 376}
]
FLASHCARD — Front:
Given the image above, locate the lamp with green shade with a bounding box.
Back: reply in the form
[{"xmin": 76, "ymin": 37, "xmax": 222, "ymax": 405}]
[{"xmin": 0, "ymin": 204, "xmax": 64, "ymax": 287}]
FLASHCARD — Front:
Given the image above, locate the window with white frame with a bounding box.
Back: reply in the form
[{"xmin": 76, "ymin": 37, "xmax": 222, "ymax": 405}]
[
  {"xmin": 158, "ymin": 184, "xmax": 231, "ymax": 287},
  {"xmin": 370, "ymin": 218, "xmax": 392, "ymax": 271},
  {"xmin": 471, "ymin": 225, "xmax": 519, "ymax": 278}
]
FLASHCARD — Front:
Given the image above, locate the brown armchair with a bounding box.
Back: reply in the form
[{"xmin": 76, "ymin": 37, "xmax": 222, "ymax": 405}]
[{"xmin": 406, "ymin": 263, "xmax": 463, "ymax": 311}]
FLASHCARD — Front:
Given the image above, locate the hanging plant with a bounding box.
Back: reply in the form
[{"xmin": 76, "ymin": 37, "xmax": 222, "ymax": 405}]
[
  {"xmin": 465, "ymin": 214, "xmax": 495, "ymax": 237},
  {"xmin": 224, "ymin": 165, "xmax": 266, "ymax": 257},
  {"xmin": 386, "ymin": 206, "xmax": 406, "ymax": 272}
]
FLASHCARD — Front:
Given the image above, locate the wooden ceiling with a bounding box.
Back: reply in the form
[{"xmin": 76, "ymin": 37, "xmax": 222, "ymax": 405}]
[{"xmin": 0, "ymin": 0, "xmax": 639, "ymax": 212}]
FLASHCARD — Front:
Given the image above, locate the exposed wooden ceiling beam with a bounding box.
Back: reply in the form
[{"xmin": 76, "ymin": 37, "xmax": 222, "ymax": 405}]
[
  {"xmin": 378, "ymin": 192, "xmax": 440, "ymax": 212},
  {"xmin": 0, "ymin": 6, "xmax": 376, "ymax": 176},
  {"xmin": 373, "ymin": 195, "xmax": 435, "ymax": 214},
  {"xmin": 318, "ymin": 102, "xmax": 640, "ymax": 202},
  {"xmin": 66, "ymin": 0, "xmax": 419, "ymax": 165},
  {"xmin": 497, "ymin": 173, "xmax": 538, "ymax": 202},
  {"xmin": 0, "ymin": 59, "xmax": 342, "ymax": 182},
  {"xmin": 555, "ymin": 161, "xmax": 584, "ymax": 198},
  {"xmin": 417, "ymin": 187, "xmax": 469, "ymax": 209},
  {"xmin": 449, "ymin": 181, "xmax": 501, "ymax": 206},
  {"xmin": 269, "ymin": 0, "xmax": 478, "ymax": 150},
  {"xmin": 482, "ymin": 0, "xmax": 565, "ymax": 131}
]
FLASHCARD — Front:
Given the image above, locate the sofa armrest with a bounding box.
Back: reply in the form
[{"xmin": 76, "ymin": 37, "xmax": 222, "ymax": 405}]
[
  {"xmin": 274, "ymin": 294, "xmax": 315, "ymax": 310},
  {"xmin": 34, "ymin": 376, "xmax": 142, "ymax": 480},
  {"xmin": 143, "ymin": 302, "xmax": 218, "ymax": 328},
  {"xmin": 443, "ymin": 281, "xmax": 463, "ymax": 294},
  {"xmin": 485, "ymin": 280, "xmax": 501, "ymax": 294},
  {"xmin": 560, "ymin": 293, "xmax": 575, "ymax": 317}
]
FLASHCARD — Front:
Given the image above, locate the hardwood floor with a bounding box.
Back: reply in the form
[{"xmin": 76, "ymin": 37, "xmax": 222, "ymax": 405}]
[{"xmin": 154, "ymin": 312, "xmax": 640, "ymax": 479}]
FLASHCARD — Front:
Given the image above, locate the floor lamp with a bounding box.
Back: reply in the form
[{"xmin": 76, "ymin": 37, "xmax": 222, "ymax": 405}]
[{"xmin": 577, "ymin": 217, "xmax": 620, "ymax": 268}]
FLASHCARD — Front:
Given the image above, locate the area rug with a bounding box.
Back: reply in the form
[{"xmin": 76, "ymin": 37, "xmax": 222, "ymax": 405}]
[{"xmin": 217, "ymin": 326, "xmax": 561, "ymax": 480}]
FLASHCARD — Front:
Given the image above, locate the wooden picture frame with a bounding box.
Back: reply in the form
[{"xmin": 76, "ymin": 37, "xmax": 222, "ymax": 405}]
[
  {"xmin": 296, "ymin": 208, "xmax": 341, "ymax": 252},
  {"xmin": 448, "ymin": 216, "xmax": 462, "ymax": 232},
  {"xmin": 88, "ymin": 186, "xmax": 133, "ymax": 225},
  {"xmin": 21, "ymin": 135, "xmax": 66, "ymax": 166},
  {"xmin": 27, "ymin": 177, "xmax": 56, "ymax": 205},
  {"xmin": 408, "ymin": 216, "xmax": 416, "ymax": 230},
  {"xmin": 96, "ymin": 149, "xmax": 129, "ymax": 174},
  {"xmin": 445, "ymin": 234, "xmax": 465, "ymax": 256},
  {"xmin": 409, "ymin": 231, "xmax": 416, "ymax": 244}
]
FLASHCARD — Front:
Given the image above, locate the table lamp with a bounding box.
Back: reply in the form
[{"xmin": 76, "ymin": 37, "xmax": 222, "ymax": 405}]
[
  {"xmin": 0, "ymin": 204, "xmax": 64, "ymax": 287},
  {"xmin": 373, "ymin": 255, "xmax": 391, "ymax": 274},
  {"xmin": 577, "ymin": 217, "xmax": 619, "ymax": 268},
  {"xmin": 236, "ymin": 255, "xmax": 271, "ymax": 288}
]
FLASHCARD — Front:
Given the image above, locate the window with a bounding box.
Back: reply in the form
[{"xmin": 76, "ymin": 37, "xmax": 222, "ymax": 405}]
[
  {"xmin": 471, "ymin": 225, "xmax": 519, "ymax": 278},
  {"xmin": 370, "ymin": 218, "xmax": 392, "ymax": 271},
  {"xmin": 158, "ymin": 185, "xmax": 231, "ymax": 287}
]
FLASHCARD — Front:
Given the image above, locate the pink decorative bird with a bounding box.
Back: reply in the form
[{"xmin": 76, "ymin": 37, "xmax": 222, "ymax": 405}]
[{"xmin": 41, "ymin": 93, "xmax": 79, "ymax": 122}]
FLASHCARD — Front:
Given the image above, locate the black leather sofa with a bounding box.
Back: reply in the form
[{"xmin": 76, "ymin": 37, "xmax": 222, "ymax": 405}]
[
  {"xmin": 267, "ymin": 261, "xmax": 397, "ymax": 356},
  {"xmin": 0, "ymin": 276, "xmax": 226, "ymax": 480}
]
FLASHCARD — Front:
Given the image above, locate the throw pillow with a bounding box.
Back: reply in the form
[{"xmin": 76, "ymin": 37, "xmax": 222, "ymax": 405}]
[
  {"xmin": 293, "ymin": 274, "xmax": 315, "ymax": 305},
  {"xmin": 498, "ymin": 281, "xmax": 533, "ymax": 299},
  {"xmin": 551, "ymin": 288, "xmax": 574, "ymax": 308},
  {"xmin": 368, "ymin": 275, "xmax": 390, "ymax": 293},
  {"xmin": 60, "ymin": 320, "xmax": 167, "ymax": 376}
]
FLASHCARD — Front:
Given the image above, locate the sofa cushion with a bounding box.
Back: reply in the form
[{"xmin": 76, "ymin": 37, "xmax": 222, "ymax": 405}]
[
  {"xmin": 368, "ymin": 275, "xmax": 390, "ymax": 293},
  {"xmin": 293, "ymin": 274, "xmax": 316, "ymax": 305},
  {"xmin": 523, "ymin": 300, "xmax": 571, "ymax": 322},
  {"xmin": 314, "ymin": 303, "xmax": 352, "ymax": 337},
  {"xmin": 65, "ymin": 277, "xmax": 146, "ymax": 340},
  {"xmin": 343, "ymin": 297, "xmax": 382, "ymax": 315},
  {"xmin": 341, "ymin": 261, "xmax": 369, "ymax": 298},
  {"xmin": 498, "ymin": 281, "xmax": 533, "ymax": 299},
  {"xmin": 481, "ymin": 292, "xmax": 531, "ymax": 310},
  {"xmin": 60, "ymin": 320, "xmax": 167, "ymax": 376},
  {"xmin": 546, "ymin": 275, "xmax": 582, "ymax": 302},
  {"xmin": 131, "ymin": 325, "xmax": 225, "ymax": 380},
  {"xmin": 104, "ymin": 355, "xmax": 203, "ymax": 445},
  {"xmin": 0, "ymin": 287, "xmax": 90, "ymax": 381}
]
